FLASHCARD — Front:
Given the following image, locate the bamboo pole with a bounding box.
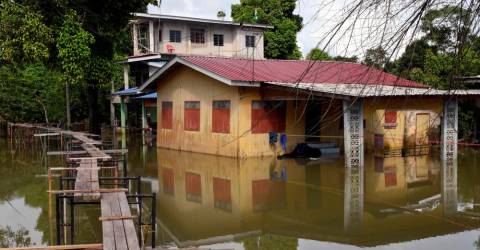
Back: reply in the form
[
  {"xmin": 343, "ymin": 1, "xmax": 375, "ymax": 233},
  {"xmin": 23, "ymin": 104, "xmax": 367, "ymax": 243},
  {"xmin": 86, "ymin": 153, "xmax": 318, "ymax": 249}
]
[{"xmin": 47, "ymin": 188, "xmax": 128, "ymax": 194}]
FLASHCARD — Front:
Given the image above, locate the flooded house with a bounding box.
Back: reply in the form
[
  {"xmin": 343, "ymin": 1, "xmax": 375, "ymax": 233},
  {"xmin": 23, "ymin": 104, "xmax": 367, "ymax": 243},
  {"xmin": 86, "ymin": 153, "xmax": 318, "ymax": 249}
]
[
  {"xmin": 112, "ymin": 13, "xmax": 271, "ymax": 131},
  {"xmin": 138, "ymin": 55, "xmax": 478, "ymax": 159}
]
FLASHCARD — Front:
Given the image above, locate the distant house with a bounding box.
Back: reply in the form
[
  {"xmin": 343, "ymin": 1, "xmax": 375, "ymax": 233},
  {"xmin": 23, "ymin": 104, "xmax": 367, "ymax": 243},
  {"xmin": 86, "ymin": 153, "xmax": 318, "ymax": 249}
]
[
  {"xmin": 139, "ymin": 55, "xmax": 478, "ymax": 158},
  {"xmin": 112, "ymin": 13, "xmax": 271, "ymax": 132},
  {"xmin": 132, "ymin": 13, "xmax": 270, "ymax": 59}
]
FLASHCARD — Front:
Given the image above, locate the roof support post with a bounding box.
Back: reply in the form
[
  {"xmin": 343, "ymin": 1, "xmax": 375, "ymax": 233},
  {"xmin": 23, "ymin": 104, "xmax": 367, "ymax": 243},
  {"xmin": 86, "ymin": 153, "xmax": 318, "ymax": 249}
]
[
  {"xmin": 120, "ymin": 98, "xmax": 127, "ymax": 131},
  {"xmin": 441, "ymin": 98, "xmax": 458, "ymax": 216},
  {"xmin": 133, "ymin": 23, "xmax": 139, "ymax": 56},
  {"xmin": 123, "ymin": 64, "xmax": 129, "ymax": 90},
  {"xmin": 149, "ymin": 20, "xmax": 154, "ymax": 53},
  {"xmin": 343, "ymin": 99, "xmax": 364, "ymax": 232},
  {"xmin": 141, "ymin": 100, "xmax": 147, "ymax": 146},
  {"xmin": 110, "ymin": 81, "xmax": 116, "ymax": 128}
]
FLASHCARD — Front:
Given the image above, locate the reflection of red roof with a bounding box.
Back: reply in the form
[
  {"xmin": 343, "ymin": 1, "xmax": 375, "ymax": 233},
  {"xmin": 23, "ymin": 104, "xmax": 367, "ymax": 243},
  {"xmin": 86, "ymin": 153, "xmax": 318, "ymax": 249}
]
[{"xmin": 181, "ymin": 56, "xmax": 427, "ymax": 88}]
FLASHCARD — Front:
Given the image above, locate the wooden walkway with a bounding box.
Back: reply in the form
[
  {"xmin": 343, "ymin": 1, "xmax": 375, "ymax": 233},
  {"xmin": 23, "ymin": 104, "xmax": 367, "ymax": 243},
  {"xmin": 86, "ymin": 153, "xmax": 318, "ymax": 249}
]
[
  {"xmin": 19, "ymin": 124, "xmax": 142, "ymax": 250},
  {"xmin": 74, "ymin": 159, "xmax": 100, "ymax": 201},
  {"xmin": 101, "ymin": 192, "xmax": 139, "ymax": 250}
]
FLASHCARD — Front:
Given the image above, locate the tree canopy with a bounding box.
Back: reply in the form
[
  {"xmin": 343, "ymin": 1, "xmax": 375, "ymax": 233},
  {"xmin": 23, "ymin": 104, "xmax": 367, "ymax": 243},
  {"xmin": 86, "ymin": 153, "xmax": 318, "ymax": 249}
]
[
  {"xmin": 231, "ymin": 0, "xmax": 303, "ymax": 59},
  {"xmin": 0, "ymin": 1, "xmax": 53, "ymax": 65}
]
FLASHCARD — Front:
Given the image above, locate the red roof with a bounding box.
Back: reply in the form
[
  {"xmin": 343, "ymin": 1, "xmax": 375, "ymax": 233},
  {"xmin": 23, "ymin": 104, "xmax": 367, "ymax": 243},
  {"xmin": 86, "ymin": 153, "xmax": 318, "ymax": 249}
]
[{"xmin": 181, "ymin": 56, "xmax": 426, "ymax": 88}]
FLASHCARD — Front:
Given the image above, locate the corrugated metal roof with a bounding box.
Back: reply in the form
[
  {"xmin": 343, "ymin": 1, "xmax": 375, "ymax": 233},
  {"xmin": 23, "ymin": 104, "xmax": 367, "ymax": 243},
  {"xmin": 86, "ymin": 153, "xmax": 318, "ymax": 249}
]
[
  {"xmin": 181, "ymin": 56, "xmax": 427, "ymax": 88},
  {"xmin": 135, "ymin": 92, "xmax": 157, "ymax": 99},
  {"xmin": 112, "ymin": 87, "xmax": 140, "ymax": 96},
  {"xmin": 266, "ymin": 82, "xmax": 480, "ymax": 97}
]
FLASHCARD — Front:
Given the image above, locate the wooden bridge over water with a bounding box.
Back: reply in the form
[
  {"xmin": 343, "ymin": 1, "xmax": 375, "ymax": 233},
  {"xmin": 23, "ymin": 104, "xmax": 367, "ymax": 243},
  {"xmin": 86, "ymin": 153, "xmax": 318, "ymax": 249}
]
[{"xmin": 6, "ymin": 124, "xmax": 156, "ymax": 250}]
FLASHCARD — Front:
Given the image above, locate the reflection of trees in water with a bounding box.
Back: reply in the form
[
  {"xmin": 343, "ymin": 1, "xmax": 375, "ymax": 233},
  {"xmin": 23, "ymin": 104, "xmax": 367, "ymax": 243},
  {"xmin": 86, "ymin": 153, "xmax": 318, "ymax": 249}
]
[
  {"xmin": 0, "ymin": 226, "xmax": 31, "ymax": 247},
  {"xmin": 0, "ymin": 140, "xmax": 50, "ymax": 244},
  {"xmin": 243, "ymin": 234, "xmax": 297, "ymax": 250}
]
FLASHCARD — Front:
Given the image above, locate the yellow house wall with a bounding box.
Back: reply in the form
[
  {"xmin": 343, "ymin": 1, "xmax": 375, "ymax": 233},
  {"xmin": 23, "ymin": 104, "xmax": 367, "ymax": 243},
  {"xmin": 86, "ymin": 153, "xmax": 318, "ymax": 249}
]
[
  {"xmin": 156, "ymin": 66, "xmax": 445, "ymax": 157},
  {"xmin": 156, "ymin": 66, "xmax": 241, "ymax": 157},
  {"xmin": 363, "ymin": 97, "xmax": 443, "ymax": 151},
  {"xmin": 156, "ymin": 69, "xmax": 305, "ymax": 158}
]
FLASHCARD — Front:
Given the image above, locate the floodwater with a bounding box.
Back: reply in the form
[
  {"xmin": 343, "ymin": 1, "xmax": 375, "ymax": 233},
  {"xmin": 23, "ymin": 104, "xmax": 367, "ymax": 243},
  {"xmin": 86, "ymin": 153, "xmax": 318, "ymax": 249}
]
[{"xmin": 1, "ymin": 134, "xmax": 480, "ymax": 249}]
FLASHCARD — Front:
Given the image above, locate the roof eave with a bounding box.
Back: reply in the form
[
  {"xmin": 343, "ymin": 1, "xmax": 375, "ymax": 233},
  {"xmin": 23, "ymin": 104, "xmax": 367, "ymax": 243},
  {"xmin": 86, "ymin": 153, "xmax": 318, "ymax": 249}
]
[{"xmin": 132, "ymin": 13, "xmax": 273, "ymax": 29}]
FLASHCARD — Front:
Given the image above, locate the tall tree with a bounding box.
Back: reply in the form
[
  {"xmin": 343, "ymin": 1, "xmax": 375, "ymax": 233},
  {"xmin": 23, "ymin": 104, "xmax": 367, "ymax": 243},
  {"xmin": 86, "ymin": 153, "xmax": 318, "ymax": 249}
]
[
  {"xmin": 231, "ymin": 0, "xmax": 303, "ymax": 59},
  {"xmin": 56, "ymin": 11, "xmax": 94, "ymax": 129},
  {"xmin": 57, "ymin": 0, "xmax": 157, "ymax": 133}
]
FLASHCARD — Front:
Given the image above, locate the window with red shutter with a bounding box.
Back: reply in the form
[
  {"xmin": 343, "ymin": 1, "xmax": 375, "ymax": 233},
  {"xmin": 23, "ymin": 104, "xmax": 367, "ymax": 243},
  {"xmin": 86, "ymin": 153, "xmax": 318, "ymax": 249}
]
[
  {"xmin": 213, "ymin": 177, "xmax": 232, "ymax": 211},
  {"xmin": 384, "ymin": 110, "xmax": 397, "ymax": 128},
  {"xmin": 212, "ymin": 101, "xmax": 230, "ymax": 133},
  {"xmin": 384, "ymin": 166, "xmax": 397, "ymax": 187},
  {"xmin": 252, "ymin": 179, "xmax": 286, "ymax": 212},
  {"xmin": 185, "ymin": 172, "xmax": 201, "ymax": 203},
  {"xmin": 184, "ymin": 101, "xmax": 200, "ymax": 131},
  {"xmin": 161, "ymin": 101, "xmax": 173, "ymax": 129},
  {"xmin": 251, "ymin": 101, "xmax": 286, "ymax": 134}
]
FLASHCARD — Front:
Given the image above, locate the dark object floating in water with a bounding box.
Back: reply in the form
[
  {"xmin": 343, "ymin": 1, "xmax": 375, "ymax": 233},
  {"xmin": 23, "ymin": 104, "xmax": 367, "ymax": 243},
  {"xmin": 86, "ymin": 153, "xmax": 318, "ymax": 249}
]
[{"xmin": 279, "ymin": 142, "xmax": 340, "ymax": 159}]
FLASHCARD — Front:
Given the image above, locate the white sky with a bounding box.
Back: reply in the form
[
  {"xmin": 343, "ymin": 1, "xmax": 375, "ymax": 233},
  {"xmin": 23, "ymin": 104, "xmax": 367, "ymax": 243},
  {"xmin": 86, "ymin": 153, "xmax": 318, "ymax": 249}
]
[{"xmin": 147, "ymin": 0, "xmax": 366, "ymax": 58}]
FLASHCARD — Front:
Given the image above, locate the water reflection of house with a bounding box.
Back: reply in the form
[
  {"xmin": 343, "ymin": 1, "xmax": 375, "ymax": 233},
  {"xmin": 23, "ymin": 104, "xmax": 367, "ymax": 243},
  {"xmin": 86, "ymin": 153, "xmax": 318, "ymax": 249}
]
[{"xmin": 153, "ymin": 149, "xmax": 476, "ymax": 247}]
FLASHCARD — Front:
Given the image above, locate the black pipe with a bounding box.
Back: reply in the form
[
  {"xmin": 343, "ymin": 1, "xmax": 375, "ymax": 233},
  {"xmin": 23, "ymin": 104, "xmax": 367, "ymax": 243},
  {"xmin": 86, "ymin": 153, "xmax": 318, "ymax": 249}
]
[
  {"xmin": 138, "ymin": 195, "xmax": 142, "ymax": 246},
  {"xmin": 56, "ymin": 194, "xmax": 61, "ymax": 245},
  {"xmin": 151, "ymin": 192, "xmax": 156, "ymax": 248},
  {"xmin": 70, "ymin": 196, "xmax": 74, "ymax": 244}
]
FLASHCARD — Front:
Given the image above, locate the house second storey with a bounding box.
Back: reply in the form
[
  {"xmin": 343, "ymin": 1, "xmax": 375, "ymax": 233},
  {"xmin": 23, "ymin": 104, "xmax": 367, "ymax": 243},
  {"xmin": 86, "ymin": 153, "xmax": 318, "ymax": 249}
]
[{"xmin": 132, "ymin": 13, "xmax": 271, "ymax": 59}]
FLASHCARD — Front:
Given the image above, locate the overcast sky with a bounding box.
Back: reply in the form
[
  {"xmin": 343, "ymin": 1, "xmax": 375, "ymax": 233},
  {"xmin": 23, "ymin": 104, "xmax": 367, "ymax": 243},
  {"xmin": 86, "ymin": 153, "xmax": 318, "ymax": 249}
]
[{"xmin": 147, "ymin": 0, "xmax": 364, "ymax": 59}]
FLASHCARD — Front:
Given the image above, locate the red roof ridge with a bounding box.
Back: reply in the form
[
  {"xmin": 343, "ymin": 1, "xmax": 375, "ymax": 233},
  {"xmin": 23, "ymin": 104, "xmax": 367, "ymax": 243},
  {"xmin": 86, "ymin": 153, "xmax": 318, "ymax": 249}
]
[{"xmin": 179, "ymin": 54, "xmax": 363, "ymax": 65}]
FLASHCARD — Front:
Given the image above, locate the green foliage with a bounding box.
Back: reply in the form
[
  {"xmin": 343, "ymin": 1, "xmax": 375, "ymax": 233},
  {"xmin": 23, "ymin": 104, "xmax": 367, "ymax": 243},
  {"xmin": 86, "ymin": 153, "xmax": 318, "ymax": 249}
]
[
  {"xmin": 395, "ymin": 39, "xmax": 433, "ymax": 74},
  {"xmin": 56, "ymin": 10, "xmax": 95, "ymax": 85},
  {"xmin": 0, "ymin": 64, "xmax": 64, "ymax": 123},
  {"xmin": 306, "ymin": 48, "xmax": 331, "ymax": 61},
  {"xmin": 333, "ymin": 55, "xmax": 359, "ymax": 63},
  {"xmin": 0, "ymin": 1, "xmax": 53, "ymax": 65},
  {"xmin": 231, "ymin": 0, "xmax": 303, "ymax": 59},
  {"xmin": 363, "ymin": 46, "xmax": 388, "ymax": 69},
  {"xmin": 420, "ymin": 6, "xmax": 470, "ymax": 51}
]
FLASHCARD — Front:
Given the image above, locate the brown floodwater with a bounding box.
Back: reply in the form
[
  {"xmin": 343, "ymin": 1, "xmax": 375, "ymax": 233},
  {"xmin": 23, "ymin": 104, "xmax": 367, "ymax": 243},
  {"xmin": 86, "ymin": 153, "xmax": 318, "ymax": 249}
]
[{"xmin": 1, "ymin": 134, "xmax": 480, "ymax": 249}]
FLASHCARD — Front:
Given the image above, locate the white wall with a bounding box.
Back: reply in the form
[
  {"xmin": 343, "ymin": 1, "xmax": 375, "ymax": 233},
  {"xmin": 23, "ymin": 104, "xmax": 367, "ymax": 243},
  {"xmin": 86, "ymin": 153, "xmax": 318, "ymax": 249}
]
[{"xmin": 134, "ymin": 19, "xmax": 266, "ymax": 59}]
